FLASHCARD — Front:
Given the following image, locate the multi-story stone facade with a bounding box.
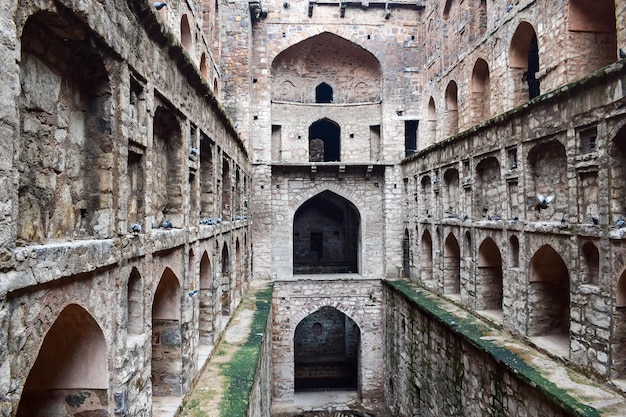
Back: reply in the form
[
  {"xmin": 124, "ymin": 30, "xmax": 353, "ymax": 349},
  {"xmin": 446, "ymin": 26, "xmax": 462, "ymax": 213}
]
[{"xmin": 1, "ymin": 0, "xmax": 626, "ymax": 415}]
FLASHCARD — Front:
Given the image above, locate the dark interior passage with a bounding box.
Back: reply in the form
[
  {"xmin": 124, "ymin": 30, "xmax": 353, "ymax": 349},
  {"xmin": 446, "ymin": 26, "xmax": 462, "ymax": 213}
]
[
  {"xmin": 293, "ymin": 191, "xmax": 359, "ymax": 274},
  {"xmin": 309, "ymin": 119, "xmax": 340, "ymax": 162},
  {"xmin": 294, "ymin": 307, "xmax": 360, "ymax": 391}
]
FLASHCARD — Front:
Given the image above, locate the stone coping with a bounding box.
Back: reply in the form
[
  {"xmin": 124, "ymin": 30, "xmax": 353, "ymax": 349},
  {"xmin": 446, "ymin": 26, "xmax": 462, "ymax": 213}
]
[{"xmin": 385, "ymin": 279, "xmax": 626, "ymax": 417}]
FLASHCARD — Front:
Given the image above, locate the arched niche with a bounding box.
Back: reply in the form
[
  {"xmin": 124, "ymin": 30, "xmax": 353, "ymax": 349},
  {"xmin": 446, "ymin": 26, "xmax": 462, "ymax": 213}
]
[
  {"xmin": 180, "ymin": 15, "xmax": 192, "ymax": 54},
  {"xmin": 294, "ymin": 306, "xmax": 360, "ymax": 391},
  {"xmin": 221, "ymin": 244, "xmax": 231, "ymax": 315},
  {"xmin": 445, "ymin": 81, "xmax": 458, "ymax": 136},
  {"xmin": 509, "ymin": 235, "xmax": 520, "ymax": 268},
  {"xmin": 470, "ymin": 58, "xmax": 490, "ymax": 123},
  {"xmin": 200, "ymin": 53, "xmax": 209, "ymax": 80},
  {"xmin": 477, "ymin": 238, "xmax": 503, "ymax": 312},
  {"xmin": 17, "ymin": 304, "xmax": 108, "ymax": 416},
  {"xmin": 152, "ymin": 269, "xmax": 182, "ymax": 397},
  {"xmin": 293, "ymin": 190, "xmax": 360, "ymax": 274},
  {"xmin": 128, "ymin": 267, "xmax": 144, "ymax": 335},
  {"xmin": 271, "ymin": 32, "xmax": 381, "ymax": 103},
  {"xmin": 427, "ymin": 97, "xmax": 437, "ymax": 146},
  {"xmin": 402, "ymin": 229, "xmax": 410, "ymax": 278},
  {"xmin": 444, "ymin": 233, "xmax": 461, "ymax": 294},
  {"xmin": 420, "ymin": 229, "xmax": 433, "ymax": 282},
  {"xmin": 199, "ymin": 251, "xmax": 214, "ymax": 345},
  {"xmin": 528, "ymin": 245, "xmax": 570, "ymax": 338}
]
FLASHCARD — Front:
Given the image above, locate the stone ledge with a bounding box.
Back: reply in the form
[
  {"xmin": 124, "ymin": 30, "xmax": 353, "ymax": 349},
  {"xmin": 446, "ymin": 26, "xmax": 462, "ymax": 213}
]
[{"xmin": 385, "ymin": 279, "xmax": 626, "ymax": 417}]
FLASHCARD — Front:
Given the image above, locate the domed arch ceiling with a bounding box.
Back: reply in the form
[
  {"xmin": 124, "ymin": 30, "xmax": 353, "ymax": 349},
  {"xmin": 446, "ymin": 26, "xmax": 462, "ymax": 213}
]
[{"xmin": 271, "ymin": 32, "xmax": 382, "ymax": 103}]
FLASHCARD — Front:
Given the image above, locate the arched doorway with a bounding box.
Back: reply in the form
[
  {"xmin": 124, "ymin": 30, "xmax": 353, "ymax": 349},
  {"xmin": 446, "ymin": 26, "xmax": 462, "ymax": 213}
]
[
  {"xmin": 529, "ymin": 245, "xmax": 570, "ymax": 343},
  {"xmin": 17, "ymin": 304, "xmax": 109, "ymax": 416},
  {"xmin": 221, "ymin": 244, "xmax": 231, "ymax": 315},
  {"xmin": 152, "ymin": 269, "xmax": 182, "ymax": 397},
  {"xmin": 293, "ymin": 191, "xmax": 360, "ymax": 274},
  {"xmin": 199, "ymin": 251, "xmax": 214, "ymax": 345},
  {"xmin": 309, "ymin": 119, "xmax": 340, "ymax": 162},
  {"xmin": 477, "ymin": 237, "xmax": 503, "ymax": 314},
  {"xmin": 294, "ymin": 307, "xmax": 360, "ymax": 391}
]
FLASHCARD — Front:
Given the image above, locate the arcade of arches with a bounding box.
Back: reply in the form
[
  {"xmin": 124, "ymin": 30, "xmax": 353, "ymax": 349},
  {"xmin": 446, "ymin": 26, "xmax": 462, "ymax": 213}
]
[{"xmin": 2, "ymin": 0, "xmax": 626, "ymax": 417}]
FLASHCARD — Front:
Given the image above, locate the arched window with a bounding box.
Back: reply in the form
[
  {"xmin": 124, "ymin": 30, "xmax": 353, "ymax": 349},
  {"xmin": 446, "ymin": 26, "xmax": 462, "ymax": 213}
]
[
  {"xmin": 315, "ymin": 82, "xmax": 333, "ymax": 103},
  {"xmin": 180, "ymin": 15, "xmax": 192, "ymax": 54},
  {"xmin": 445, "ymin": 81, "xmax": 458, "ymax": 136},
  {"xmin": 470, "ymin": 58, "xmax": 490, "ymax": 124},
  {"xmin": 509, "ymin": 22, "xmax": 540, "ymax": 104}
]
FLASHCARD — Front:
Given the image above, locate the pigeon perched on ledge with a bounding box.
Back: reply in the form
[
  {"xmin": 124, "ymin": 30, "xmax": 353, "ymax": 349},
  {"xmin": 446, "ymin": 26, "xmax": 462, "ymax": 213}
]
[
  {"xmin": 130, "ymin": 222, "xmax": 142, "ymax": 233},
  {"xmin": 161, "ymin": 219, "xmax": 172, "ymax": 229},
  {"xmin": 153, "ymin": 2, "xmax": 167, "ymax": 10}
]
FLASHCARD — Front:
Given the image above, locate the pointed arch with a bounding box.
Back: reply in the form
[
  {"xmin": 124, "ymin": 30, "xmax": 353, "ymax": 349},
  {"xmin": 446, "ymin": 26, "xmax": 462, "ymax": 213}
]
[
  {"xmin": 152, "ymin": 268, "xmax": 182, "ymax": 397},
  {"xmin": 180, "ymin": 14, "xmax": 192, "ymax": 54},
  {"xmin": 127, "ymin": 267, "xmax": 144, "ymax": 335},
  {"xmin": 509, "ymin": 22, "xmax": 540, "ymax": 103},
  {"xmin": 293, "ymin": 190, "xmax": 360, "ymax": 274},
  {"xmin": 426, "ymin": 97, "xmax": 437, "ymax": 147},
  {"xmin": 199, "ymin": 251, "xmax": 214, "ymax": 344},
  {"xmin": 17, "ymin": 304, "xmax": 108, "ymax": 416},
  {"xmin": 271, "ymin": 32, "xmax": 382, "ymax": 104},
  {"xmin": 470, "ymin": 58, "xmax": 490, "ymax": 123},
  {"xmin": 477, "ymin": 238, "xmax": 503, "ymax": 312},
  {"xmin": 445, "ymin": 81, "xmax": 459, "ymax": 136},
  {"xmin": 294, "ymin": 306, "xmax": 360, "ymax": 391},
  {"xmin": 309, "ymin": 118, "xmax": 341, "ymax": 162},
  {"xmin": 444, "ymin": 233, "xmax": 461, "ymax": 294},
  {"xmin": 221, "ymin": 243, "xmax": 231, "ymax": 315},
  {"xmin": 420, "ymin": 229, "xmax": 434, "ymax": 282},
  {"xmin": 528, "ymin": 245, "xmax": 570, "ymax": 338},
  {"xmin": 315, "ymin": 82, "xmax": 333, "ymax": 103},
  {"xmin": 402, "ymin": 228, "xmax": 410, "ymax": 278}
]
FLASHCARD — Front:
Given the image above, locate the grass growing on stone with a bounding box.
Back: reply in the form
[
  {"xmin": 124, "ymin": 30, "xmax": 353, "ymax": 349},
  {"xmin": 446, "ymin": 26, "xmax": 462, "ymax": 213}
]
[
  {"xmin": 386, "ymin": 279, "xmax": 601, "ymax": 417},
  {"xmin": 218, "ymin": 284, "xmax": 273, "ymax": 417}
]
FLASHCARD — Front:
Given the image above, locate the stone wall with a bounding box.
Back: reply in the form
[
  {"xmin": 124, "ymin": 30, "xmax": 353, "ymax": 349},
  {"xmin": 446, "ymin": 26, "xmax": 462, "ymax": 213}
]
[
  {"xmin": 384, "ymin": 280, "xmax": 621, "ymax": 417},
  {"xmin": 402, "ymin": 61, "xmax": 626, "ymax": 382},
  {"xmin": 0, "ymin": 0, "xmax": 252, "ymax": 415},
  {"xmin": 271, "ymin": 279, "xmax": 384, "ymax": 411}
]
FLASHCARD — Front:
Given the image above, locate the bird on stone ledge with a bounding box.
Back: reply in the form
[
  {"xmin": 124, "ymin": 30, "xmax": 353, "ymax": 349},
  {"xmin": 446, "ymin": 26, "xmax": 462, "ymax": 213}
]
[
  {"xmin": 619, "ymin": 49, "xmax": 626, "ymax": 60},
  {"xmin": 153, "ymin": 2, "xmax": 167, "ymax": 10}
]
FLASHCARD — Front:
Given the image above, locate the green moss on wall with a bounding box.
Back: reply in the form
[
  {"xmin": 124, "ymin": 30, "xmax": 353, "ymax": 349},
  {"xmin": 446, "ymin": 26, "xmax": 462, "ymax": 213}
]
[{"xmin": 385, "ymin": 279, "xmax": 601, "ymax": 417}]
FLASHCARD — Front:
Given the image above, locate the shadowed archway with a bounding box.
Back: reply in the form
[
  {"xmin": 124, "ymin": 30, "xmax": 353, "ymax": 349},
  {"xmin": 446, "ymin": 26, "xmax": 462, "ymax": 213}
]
[
  {"xmin": 293, "ymin": 191, "xmax": 360, "ymax": 274},
  {"xmin": 294, "ymin": 306, "xmax": 360, "ymax": 391}
]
